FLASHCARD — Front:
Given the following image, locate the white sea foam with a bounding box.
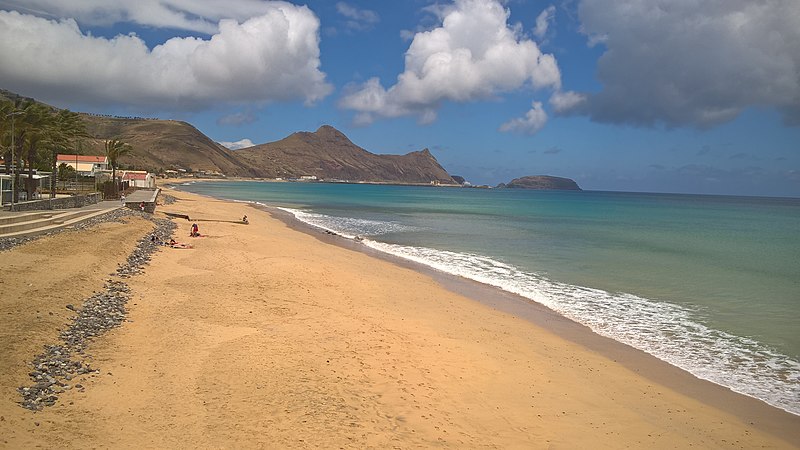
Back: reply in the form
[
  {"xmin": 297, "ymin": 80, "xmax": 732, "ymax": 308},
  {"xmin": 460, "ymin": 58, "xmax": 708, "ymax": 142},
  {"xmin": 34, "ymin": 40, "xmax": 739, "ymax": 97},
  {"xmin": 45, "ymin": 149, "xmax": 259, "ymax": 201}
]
[
  {"xmin": 282, "ymin": 207, "xmax": 800, "ymax": 416},
  {"xmin": 279, "ymin": 207, "xmax": 416, "ymax": 238}
]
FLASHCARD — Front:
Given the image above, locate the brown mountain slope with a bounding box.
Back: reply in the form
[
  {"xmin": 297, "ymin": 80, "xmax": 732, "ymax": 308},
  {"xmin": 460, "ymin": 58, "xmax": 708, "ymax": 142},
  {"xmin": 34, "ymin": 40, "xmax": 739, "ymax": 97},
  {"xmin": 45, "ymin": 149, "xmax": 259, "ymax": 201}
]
[
  {"xmin": 236, "ymin": 125, "xmax": 455, "ymax": 184},
  {"xmin": 2, "ymin": 89, "xmax": 454, "ymax": 183},
  {"xmin": 79, "ymin": 115, "xmax": 257, "ymax": 176},
  {"xmin": 1, "ymin": 89, "xmax": 255, "ymax": 176}
]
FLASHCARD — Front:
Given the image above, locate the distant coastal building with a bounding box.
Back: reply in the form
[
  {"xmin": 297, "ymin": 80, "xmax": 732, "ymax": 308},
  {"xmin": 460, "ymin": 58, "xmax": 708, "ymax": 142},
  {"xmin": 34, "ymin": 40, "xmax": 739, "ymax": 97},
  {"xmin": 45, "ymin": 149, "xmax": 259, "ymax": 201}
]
[
  {"xmin": 193, "ymin": 170, "xmax": 226, "ymax": 178},
  {"xmin": 119, "ymin": 170, "xmax": 155, "ymax": 188},
  {"xmin": 56, "ymin": 154, "xmax": 108, "ymax": 176}
]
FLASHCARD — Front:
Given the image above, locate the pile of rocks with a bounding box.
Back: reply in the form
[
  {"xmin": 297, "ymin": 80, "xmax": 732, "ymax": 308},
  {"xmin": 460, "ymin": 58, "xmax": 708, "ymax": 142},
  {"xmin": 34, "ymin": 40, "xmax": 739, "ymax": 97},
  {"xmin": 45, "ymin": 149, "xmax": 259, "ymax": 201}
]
[
  {"xmin": 116, "ymin": 217, "xmax": 175, "ymax": 278},
  {"xmin": 161, "ymin": 194, "xmax": 177, "ymax": 205},
  {"xmin": 0, "ymin": 236, "xmax": 30, "ymax": 252},
  {"xmin": 19, "ymin": 281, "xmax": 130, "ymax": 410},
  {"xmin": 18, "ymin": 217, "xmax": 176, "ymax": 411}
]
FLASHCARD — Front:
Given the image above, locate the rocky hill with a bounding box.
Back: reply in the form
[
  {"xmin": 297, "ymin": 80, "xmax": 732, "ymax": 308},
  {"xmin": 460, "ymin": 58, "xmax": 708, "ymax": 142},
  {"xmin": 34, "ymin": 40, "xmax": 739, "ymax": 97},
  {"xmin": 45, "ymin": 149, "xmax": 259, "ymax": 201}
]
[
  {"xmin": 2, "ymin": 89, "xmax": 456, "ymax": 183},
  {"xmin": 235, "ymin": 125, "xmax": 455, "ymax": 184},
  {"xmin": 1, "ymin": 89, "xmax": 255, "ymax": 176},
  {"xmin": 78, "ymin": 115, "xmax": 258, "ymax": 176},
  {"xmin": 498, "ymin": 175, "xmax": 581, "ymax": 190}
]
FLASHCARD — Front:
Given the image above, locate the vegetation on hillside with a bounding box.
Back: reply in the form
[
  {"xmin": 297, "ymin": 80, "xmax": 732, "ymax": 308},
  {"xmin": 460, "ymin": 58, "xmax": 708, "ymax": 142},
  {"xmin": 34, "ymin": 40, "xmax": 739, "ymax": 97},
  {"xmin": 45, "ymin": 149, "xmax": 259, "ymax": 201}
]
[
  {"xmin": 1, "ymin": 96, "xmax": 88, "ymax": 202},
  {"xmin": 2, "ymin": 89, "xmax": 457, "ymax": 185}
]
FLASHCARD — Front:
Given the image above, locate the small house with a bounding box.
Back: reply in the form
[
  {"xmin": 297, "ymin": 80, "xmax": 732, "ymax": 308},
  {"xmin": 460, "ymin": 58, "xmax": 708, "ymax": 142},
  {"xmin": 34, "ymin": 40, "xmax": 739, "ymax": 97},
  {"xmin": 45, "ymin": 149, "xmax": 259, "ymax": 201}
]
[
  {"xmin": 56, "ymin": 154, "xmax": 109, "ymax": 176},
  {"xmin": 119, "ymin": 170, "xmax": 155, "ymax": 189}
]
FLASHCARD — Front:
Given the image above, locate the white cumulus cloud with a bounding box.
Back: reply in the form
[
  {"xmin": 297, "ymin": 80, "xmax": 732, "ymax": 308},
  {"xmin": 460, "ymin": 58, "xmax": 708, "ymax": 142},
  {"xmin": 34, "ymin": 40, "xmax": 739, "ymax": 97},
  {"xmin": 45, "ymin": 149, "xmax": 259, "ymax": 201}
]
[
  {"xmin": 561, "ymin": 0, "xmax": 800, "ymax": 128},
  {"xmin": 0, "ymin": 0, "xmax": 279, "ymax": 33},
  {"xmin": 499, "ymin": 101, "xmax": 548, "ymax": 135},
  {"xmin": 336, "ymin": 2, "xmax": 379, "ymax": 31},
  {"xmin": 549, "ymin": 90, "xmax": 586, "ymax": 113},
  {"xmin": 0, "ymin": 4, "xmax": 332, "ymax": 110},
  {"xmin": 339, "ymin": 0, "xmax": 561, "ymax": 125},
  {"xmin": 219, "ymin": 138, "xmax": 255, "ymax": 150},
  {"xmin": 533, "ymin": 5, "xmax": 555, "ymax": 39}
]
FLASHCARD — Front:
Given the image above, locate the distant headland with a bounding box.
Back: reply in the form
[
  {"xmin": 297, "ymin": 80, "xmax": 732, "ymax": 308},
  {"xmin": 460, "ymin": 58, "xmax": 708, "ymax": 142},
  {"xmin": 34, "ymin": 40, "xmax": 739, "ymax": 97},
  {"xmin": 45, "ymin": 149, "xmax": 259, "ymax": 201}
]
[{"xmin": 497, "ymin": 175, "xmax": 582, "ymax": 191}]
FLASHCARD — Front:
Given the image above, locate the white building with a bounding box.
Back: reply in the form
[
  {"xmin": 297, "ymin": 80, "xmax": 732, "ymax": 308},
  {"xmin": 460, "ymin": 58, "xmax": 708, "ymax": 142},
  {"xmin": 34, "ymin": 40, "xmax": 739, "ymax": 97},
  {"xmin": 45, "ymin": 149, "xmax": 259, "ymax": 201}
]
[
  {"xmin": 120, "ymin": 170, "xmax": 156, "ymax": 188},
  {"xmin": 56, "ymin": 154, "xmax": 109, "ymax": 176}
]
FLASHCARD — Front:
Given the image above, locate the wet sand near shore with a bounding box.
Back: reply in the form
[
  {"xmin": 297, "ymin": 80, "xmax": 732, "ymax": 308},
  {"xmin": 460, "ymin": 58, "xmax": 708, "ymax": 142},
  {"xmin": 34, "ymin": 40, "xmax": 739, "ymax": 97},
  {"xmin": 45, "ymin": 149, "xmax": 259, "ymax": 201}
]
[{"xmin": 0, "ymin": 188, "xmax": 797, "ymax": 448}]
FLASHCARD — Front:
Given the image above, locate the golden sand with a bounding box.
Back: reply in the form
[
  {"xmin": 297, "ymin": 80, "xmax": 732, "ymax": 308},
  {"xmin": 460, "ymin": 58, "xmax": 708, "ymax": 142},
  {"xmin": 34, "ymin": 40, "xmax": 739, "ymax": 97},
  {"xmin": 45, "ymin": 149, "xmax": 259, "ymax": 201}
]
[{"xmin": 1, "ymin": 188, "xmax": 797, "ymax": 448}]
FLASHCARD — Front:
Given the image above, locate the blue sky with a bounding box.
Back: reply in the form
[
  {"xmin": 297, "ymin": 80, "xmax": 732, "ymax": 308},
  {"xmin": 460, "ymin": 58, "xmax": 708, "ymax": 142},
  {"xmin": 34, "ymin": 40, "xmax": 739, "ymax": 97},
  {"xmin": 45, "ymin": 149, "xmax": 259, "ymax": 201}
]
[{"xmin": 0, "ymin": 0, "xmax": 798, "ymax": 196}]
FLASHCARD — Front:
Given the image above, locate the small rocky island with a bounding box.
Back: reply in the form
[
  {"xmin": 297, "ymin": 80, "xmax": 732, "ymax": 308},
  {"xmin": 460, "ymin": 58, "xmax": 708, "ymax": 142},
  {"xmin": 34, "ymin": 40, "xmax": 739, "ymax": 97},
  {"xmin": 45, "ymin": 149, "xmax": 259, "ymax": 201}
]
[{"xmin": 497, "ymin": 175, "xmax": 581, "ymax": 191}]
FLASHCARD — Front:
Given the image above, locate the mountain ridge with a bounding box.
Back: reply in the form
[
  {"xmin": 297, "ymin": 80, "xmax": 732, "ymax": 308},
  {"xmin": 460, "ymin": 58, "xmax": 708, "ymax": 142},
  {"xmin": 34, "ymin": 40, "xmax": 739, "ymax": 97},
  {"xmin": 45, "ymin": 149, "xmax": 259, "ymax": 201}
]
[
  {"xmin": 1, "ymin": 89, "xmax": 454, "ymax": 184},
  {"xmin": 235, "ymin": 125, "xmax": 455, "ymax": 184}
]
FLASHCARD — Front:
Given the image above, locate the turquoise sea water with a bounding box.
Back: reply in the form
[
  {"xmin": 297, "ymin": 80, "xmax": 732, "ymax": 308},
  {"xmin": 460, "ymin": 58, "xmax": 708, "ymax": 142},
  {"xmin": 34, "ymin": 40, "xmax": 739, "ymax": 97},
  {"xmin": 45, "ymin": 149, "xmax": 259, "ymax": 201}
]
[{"xmin": 176, "ymin": 181, "xmax": 800, "ymax": 415}]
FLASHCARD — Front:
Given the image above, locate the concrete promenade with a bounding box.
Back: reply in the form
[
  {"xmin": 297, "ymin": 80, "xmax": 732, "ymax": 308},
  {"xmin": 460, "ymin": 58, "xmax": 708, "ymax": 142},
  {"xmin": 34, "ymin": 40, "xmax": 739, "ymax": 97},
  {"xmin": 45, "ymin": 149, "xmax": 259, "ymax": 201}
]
[
  {"xmin": 0, "ymin": 187, "xmax": 167, "ymax": 239},
  {"xmin": 0, "ymin": 200, "xmax": 126, "ymax": 238},
  {"xmin": 122, "ymin": 189, "xmax": 159, "ymax": 213}
]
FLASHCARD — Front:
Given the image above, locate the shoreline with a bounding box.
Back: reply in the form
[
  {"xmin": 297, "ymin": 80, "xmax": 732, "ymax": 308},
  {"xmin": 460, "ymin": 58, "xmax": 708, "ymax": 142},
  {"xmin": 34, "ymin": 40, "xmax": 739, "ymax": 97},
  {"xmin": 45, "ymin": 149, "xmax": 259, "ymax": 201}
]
[
  {"xmin": 178, "ymin": 181, "xmax": 800, "ymax": 422},
  {"xmin": 1, "ymin": 185, "xmax": 797, "ymax": 448},
  {"xmin": 168, "ymin": 176, "xmax": 463, "ymax": 188},
  {"xmin": 169, "ymin": 175, "xmax": 800, "ymax": 200},
  {"xmin": 259, "ymin": 201, "xmax": 800, "ymax": 442}
]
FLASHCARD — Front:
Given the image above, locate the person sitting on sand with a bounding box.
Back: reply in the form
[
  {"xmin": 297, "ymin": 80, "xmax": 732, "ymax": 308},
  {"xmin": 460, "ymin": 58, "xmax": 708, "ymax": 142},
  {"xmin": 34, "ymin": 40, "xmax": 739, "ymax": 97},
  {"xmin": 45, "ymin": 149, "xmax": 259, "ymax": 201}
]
[
  {"xmin": 190, "ymin": 223, "xmax": 199, "ymax": 237},
  {"xmin": 242, "ymin": 215, "xmax": 248, "ymax": 224}
]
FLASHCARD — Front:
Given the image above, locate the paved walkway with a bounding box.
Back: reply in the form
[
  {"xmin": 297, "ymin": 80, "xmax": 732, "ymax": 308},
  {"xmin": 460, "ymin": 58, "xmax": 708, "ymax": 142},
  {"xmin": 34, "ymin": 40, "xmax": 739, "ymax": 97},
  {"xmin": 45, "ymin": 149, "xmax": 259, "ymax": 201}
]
[
  {"xmin": 123, "ymin": 190, "xmax": 159, "ymax": 204},
  {"xmin": 122, "ymin": 189, "xmax": 160, "ymax": 213}
]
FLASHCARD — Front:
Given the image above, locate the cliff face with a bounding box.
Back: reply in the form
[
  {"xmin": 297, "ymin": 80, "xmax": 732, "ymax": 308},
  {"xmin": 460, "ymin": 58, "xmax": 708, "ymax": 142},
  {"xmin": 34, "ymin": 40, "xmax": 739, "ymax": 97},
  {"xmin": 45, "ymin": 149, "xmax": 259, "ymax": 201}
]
[
  {"xmin": 501, "ymin": 175, "xmax": 581, "ymax": 190},
  {"xmin": 235, "ymin": 125, "xmax": 455, "ymax": 184}
]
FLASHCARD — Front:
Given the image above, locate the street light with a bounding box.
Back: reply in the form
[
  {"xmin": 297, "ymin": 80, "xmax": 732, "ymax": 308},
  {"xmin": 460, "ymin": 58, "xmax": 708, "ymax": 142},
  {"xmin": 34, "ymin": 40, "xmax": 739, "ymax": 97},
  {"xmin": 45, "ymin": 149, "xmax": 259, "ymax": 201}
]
[{"xmin": 5, "ymin": 110, "xmax": 23, "ymax": 211}]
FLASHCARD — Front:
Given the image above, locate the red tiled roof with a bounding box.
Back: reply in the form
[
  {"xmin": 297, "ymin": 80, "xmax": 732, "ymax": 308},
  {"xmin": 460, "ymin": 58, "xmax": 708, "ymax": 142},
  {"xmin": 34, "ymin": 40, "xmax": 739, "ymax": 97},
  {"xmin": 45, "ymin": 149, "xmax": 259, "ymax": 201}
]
[
  {"xmin": 122, "ymin": 172, "xmax": 148, "ymax": 180},
  {"xmin": 56, "ymin": 154, "xmax": 107, "ymax": 163}
]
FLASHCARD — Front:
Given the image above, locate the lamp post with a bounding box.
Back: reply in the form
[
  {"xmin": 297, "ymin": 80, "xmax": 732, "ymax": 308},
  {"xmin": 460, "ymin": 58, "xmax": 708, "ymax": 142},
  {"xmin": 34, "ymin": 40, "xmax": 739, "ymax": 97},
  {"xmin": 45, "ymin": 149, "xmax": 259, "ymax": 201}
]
[{"xmin": 5, "ymin": 110, "xmax": 23, "ymax": 211}]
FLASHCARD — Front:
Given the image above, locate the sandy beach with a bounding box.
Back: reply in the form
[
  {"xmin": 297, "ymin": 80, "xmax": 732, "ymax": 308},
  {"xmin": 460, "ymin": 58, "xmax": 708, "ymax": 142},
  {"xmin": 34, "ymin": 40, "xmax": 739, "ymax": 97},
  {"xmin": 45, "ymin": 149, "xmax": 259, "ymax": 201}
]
[{"xmin": 1, "ymin": 187, "xmax": 798, "ymax": 449}]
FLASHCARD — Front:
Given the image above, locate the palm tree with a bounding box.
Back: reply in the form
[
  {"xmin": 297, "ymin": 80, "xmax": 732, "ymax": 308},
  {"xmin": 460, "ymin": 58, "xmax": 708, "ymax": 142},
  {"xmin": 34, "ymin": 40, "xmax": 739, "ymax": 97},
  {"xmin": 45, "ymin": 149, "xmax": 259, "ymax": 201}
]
[
  {"xmin": 20, "ymin": 103, "xmax": 51, "ymax": 199},
  {"xmin": 46, "ymin": 110, "xmax": 88, "ymax": 197},
  {"xmin": 104, "ymin": 139, "xmax": 132, "ymax": 196},
  {"xmin": 2, "ymin": 101, "xmax": 88, "ymax": 201},
  {"xmin": 0, "ymin": 101, "xmax": 14, "ymax": 206},
  {"xmin": 9, "ymin": 99, "xmax": 34, "ymax": 204},
  {"xmin": 0, "ymin": 100, "xmax": 14, "ymax": 175}
]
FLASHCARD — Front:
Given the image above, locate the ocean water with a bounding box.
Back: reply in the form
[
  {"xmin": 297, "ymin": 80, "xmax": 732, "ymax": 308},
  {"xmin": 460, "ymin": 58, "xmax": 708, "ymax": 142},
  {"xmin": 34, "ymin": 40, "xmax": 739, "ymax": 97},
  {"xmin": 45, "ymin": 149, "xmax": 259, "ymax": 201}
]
[{"xmin": 176, "ymin": 181, "xmax": 800, "ymax": 415}]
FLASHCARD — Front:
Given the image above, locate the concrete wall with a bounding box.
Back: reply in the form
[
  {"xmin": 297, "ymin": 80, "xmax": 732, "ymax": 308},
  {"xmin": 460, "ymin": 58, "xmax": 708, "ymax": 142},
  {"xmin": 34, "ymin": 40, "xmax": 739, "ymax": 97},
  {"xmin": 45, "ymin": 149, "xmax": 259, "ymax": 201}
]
[{"xmin": 6, "ymin": 193, "xmax": 100, "ymax": 211}]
